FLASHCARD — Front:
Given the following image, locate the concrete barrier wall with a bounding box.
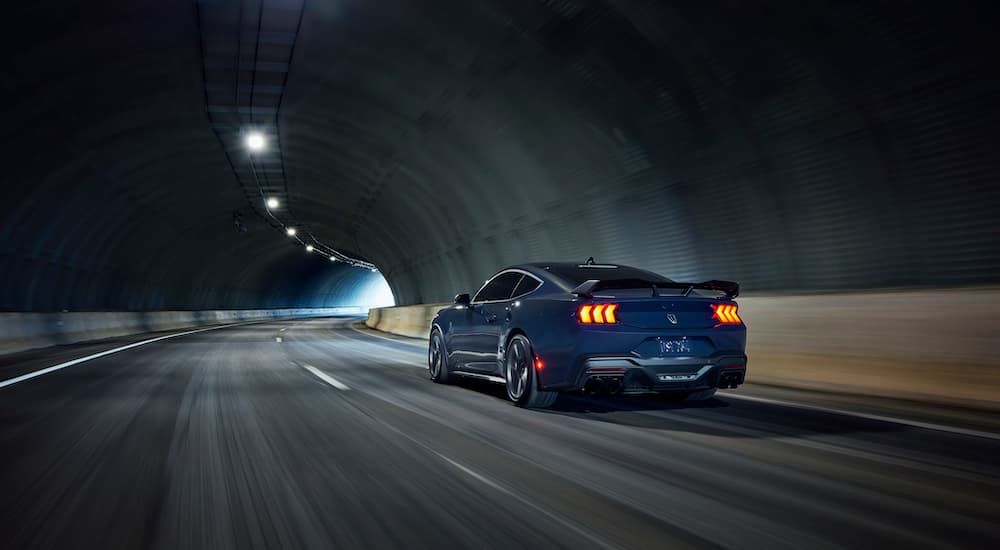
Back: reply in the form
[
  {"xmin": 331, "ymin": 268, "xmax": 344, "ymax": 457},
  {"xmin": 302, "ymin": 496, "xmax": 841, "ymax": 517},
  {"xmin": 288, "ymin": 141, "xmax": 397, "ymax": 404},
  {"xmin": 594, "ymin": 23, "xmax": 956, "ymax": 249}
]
[
  {"xmin": 367, "ymin": 290, "xmax": 1000, "ymax": 410},
  {"xmin": 365, "ymin": 304, "xmax": 450, "ymax": 339},
  {"xmin": 0, "ymin": 307, "xmax": 364, "ymax": 356}
]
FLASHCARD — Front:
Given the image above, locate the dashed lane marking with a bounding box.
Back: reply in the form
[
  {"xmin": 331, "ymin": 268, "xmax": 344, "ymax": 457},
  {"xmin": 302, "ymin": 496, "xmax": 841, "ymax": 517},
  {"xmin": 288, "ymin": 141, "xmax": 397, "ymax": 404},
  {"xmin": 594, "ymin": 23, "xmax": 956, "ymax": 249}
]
[{"xmin": 302, "ymin": 364, "xmax": 350, "ymax": 391}]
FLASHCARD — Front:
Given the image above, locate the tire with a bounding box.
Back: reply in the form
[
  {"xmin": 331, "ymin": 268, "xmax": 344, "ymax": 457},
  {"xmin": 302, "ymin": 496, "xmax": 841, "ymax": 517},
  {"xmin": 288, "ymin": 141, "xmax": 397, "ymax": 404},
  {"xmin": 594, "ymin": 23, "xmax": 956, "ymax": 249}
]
[
  {"xmin": 683, "ymin": 388, "xmax": 717, "ymax": 401},
  {"xmin": 504, "ymin": 334, "xmax": 558, "ymax": 409},
  {"xmin": 428, "ymin": 329, "xmax": 452, "ymax": 384}
]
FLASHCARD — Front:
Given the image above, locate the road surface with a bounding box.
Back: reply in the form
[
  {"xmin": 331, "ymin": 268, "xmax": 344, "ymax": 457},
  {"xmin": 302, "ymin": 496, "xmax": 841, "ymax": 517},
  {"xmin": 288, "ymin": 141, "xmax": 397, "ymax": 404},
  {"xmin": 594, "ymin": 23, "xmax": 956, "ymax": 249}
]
[{"xmin": 1, "ymin": 317, "xmax": 998, "ymax": 549}]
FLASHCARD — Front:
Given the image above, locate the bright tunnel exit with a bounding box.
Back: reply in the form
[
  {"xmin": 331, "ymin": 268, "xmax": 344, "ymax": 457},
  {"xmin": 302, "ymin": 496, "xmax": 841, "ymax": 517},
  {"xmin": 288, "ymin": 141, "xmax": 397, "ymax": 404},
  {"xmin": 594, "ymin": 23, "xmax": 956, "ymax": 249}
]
[
  {"xmin": 313, "ymin": 266, "xmax": 395, "ymax": 310},
  {"xmin": 357, "ymin": 270, "xmax": 395, "ymax": 309}
]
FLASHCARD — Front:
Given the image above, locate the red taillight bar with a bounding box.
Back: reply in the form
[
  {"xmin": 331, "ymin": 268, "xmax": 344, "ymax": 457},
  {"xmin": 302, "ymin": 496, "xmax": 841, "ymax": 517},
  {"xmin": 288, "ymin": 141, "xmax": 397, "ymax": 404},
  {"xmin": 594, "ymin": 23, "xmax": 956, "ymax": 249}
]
[
  {"xmin": 578, "ymin": 303, "xmax": 619, "ymax": 324},
  {"xmin": 711, "ymin": 303, "xmax": 742, "ymax": 325}
]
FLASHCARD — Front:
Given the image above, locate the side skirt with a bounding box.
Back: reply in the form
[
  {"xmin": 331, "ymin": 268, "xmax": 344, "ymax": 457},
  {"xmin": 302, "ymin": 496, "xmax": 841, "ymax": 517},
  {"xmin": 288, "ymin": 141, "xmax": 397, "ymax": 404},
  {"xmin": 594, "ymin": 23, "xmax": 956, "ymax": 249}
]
[{"xmin": 453, "ymin": 371, "xmax": 506, "ymax": 384}]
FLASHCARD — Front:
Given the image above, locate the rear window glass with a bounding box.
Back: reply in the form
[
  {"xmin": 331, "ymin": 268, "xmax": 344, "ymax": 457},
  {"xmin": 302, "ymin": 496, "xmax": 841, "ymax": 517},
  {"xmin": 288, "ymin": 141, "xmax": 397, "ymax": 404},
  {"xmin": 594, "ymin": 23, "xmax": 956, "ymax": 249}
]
[{"xmin": 542, "ymin": 265, "xmax": 673, "ymax": 287}]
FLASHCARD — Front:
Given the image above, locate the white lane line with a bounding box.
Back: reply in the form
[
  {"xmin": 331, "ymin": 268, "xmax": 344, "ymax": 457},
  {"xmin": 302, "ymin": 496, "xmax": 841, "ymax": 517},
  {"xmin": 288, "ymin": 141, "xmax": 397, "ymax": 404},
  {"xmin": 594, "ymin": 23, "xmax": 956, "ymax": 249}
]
[
  {"xmin": 280, "ymin": 328, "xmax": 287, "ymax": 332},
  {"xmin": 275, "ymin": 337, "xmax": 283, "ymax": 343},
  {"xmin": 0, "ymin": 323, "xmax": 246, "ymax": 390},
  {"xmin": 725, "ymin": 393, "xmax": 1000, "ymax": 441},
  {"xmin": 435, "ymin": 452, "xmax": 512, "ymax": 494},
  {"xmin": 302, "ymin": 364, "xmax": 350, "ymax": 391},
  {"xmin": 431, "ymin": 451, "xmax": 620, "ymax": 550}
]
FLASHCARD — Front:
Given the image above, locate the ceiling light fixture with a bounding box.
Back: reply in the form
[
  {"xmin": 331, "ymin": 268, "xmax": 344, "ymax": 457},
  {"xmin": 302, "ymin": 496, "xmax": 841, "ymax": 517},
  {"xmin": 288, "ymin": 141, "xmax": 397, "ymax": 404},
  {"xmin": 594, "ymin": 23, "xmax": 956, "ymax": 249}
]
[
  {"xmin": 286, "ymin": 227, "xmax": 296, "ymax": 237},
  {"xmin": 305, "ymin": 245, "xmax": 314, "ymax": 252},
  {"xmin": 266, "ymin": 197, "xmax": 279, "ymax": 209},
  {"xmin": 245, "ymin": 131, "xmax": 266, "ymax": 152}
]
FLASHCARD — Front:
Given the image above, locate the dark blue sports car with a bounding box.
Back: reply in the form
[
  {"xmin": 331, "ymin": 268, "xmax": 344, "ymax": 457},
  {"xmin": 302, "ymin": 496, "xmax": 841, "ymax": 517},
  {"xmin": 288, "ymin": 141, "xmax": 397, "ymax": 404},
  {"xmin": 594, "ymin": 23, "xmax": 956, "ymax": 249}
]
[{"xmin": 428, "ymin": 260, "xmax": 748, "ymax": 408}]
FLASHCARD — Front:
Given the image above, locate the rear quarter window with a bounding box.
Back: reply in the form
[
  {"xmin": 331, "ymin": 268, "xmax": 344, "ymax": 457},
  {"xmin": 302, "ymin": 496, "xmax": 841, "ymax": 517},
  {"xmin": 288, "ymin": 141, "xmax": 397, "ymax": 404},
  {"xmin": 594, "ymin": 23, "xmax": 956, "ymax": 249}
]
[{"xmin": 511, "ymin": 275, "xmax": 541, "ymax": 298}]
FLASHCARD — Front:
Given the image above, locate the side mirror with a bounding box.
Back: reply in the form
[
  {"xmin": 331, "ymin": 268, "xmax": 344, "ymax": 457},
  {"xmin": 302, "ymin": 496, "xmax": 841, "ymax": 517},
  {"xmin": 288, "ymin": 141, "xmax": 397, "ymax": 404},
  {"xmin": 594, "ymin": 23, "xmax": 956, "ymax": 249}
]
[{"xmin": 454, "ymin": 293, "xmax": 471, "ymax": 306}]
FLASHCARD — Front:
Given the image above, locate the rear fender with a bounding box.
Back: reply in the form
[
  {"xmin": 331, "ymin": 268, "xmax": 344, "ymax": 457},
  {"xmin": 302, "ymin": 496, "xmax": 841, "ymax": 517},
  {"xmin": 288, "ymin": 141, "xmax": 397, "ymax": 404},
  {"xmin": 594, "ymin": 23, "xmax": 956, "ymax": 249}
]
[{"xmin": 503, "ymin": 299, "xmax": 581, "ymax": 389}]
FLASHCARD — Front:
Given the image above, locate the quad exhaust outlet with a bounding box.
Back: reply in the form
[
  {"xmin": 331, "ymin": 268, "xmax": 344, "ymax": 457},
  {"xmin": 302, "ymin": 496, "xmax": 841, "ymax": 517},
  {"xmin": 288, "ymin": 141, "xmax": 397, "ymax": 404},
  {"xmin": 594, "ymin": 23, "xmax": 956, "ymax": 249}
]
[{"xmin": 584, "ymin": 375, "xmax": 624, "ymax": 395}]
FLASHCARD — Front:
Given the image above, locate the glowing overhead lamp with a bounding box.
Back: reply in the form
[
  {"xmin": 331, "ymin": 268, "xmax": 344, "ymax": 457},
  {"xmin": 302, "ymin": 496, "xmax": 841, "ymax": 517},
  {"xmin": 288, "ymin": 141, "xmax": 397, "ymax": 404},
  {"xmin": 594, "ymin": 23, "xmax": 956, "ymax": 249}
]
[
  {"xmin": 286, "ymin": 227, "xmax": 297, "ymax": 237},
  {"xmin": 245, "ymin": 131, "xmax": 266, "ymax": 152},
  {"xmin": 305, "ymin": 245, "xmax": 314, "ymax": 252},
  {"xmin": 266, "ymin": 197, "xmax": 279, "ymax": 209}
]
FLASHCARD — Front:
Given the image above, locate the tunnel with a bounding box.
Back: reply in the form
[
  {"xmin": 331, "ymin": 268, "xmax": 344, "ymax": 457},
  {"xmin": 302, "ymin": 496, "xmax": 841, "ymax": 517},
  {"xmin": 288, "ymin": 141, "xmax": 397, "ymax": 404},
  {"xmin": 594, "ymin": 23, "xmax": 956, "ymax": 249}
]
[
  {"xmin": 5, "ymin": 0, "xmax": 997, "ymax": 311},
  {"xmin": 2, "ymin": 1, "xmax": 999, "ymax": 549}
]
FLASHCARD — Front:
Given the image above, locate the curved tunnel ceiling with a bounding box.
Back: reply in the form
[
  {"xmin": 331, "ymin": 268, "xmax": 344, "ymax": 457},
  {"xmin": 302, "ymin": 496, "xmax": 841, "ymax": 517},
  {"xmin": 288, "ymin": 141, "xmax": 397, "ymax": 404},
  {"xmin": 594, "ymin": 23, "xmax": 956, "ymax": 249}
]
[{"xmin": 2, "ymin": 0, "xmax": 998, "ymax": 311}]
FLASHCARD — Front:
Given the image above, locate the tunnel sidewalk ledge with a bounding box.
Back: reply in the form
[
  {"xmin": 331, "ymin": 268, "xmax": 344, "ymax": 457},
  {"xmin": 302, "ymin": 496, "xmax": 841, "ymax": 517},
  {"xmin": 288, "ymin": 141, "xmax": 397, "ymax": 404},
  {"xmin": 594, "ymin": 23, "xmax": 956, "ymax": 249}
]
[
  {"xmin": 365, "ymin": 289, "xmax": 1000, "ymax": 413},
  {"xmin": 0, "ymin": 307, "xmax": 364, "ymax": 357}
]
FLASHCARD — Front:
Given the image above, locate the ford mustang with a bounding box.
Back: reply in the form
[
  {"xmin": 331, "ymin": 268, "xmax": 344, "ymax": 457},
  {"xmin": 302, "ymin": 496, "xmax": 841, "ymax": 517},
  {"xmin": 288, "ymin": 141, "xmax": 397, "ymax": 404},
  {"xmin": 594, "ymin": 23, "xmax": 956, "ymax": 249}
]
[{"xmin": 427, "ymin": 260, "xmax": 748, "ymax": 408}]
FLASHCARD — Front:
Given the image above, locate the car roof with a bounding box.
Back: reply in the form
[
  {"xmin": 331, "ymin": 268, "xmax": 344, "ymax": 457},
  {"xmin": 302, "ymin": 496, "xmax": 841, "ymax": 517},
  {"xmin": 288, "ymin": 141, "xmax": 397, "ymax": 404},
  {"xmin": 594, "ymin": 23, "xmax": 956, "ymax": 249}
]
[{"xmin": 515, "ymin": 261, "xmax": 617, "ymax": 275}]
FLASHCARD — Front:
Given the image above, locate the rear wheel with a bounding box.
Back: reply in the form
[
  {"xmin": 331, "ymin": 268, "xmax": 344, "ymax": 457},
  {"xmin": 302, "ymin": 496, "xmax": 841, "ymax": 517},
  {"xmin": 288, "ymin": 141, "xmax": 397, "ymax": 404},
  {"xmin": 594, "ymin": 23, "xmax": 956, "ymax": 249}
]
[
  {"xmin": 505, "ymin": 335, "xmax": 557, "ymax": 409},
  {"xmin": 428, "ymin": 329, "xmax": 452, "ymax": 384}
]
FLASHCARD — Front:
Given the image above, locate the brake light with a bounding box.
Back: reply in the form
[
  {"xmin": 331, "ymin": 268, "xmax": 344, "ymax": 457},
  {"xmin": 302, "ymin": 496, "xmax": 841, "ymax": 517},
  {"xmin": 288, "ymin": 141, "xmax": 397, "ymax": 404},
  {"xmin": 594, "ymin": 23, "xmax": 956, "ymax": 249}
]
[
  {"xmin": 578, "ymin": 303, "xmax": 619, "ymax": 324},
  {"xmin": 711, "ymin": 303, "xmax": 742, "ymax": 325},
  {"xmin": 604, "ymin": 304, "xmax": 618, "ymax": 323}
]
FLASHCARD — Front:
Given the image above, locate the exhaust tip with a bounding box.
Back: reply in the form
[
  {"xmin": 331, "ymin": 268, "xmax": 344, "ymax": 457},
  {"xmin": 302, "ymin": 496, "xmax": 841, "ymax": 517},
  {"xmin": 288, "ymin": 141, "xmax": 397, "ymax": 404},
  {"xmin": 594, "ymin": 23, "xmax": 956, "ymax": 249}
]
[
  {"xmin": 605, "ymin": 378, "xmax": 622, "ymax": 394},
  {"xmin": 584, "ymin": 377, "xmax": 606, "ymax": 394}
]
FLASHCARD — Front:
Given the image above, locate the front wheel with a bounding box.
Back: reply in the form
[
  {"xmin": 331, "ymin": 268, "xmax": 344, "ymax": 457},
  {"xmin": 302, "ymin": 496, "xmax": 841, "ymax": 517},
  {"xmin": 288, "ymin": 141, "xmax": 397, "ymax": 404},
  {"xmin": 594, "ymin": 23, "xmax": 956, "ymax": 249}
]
[
  {"xmin": 428, "ymin": 329, "xmax": 452, "ymax": 384},
  {"xmin": 504, "ymin": 335, "xmax": 557, "ymax": 409}
]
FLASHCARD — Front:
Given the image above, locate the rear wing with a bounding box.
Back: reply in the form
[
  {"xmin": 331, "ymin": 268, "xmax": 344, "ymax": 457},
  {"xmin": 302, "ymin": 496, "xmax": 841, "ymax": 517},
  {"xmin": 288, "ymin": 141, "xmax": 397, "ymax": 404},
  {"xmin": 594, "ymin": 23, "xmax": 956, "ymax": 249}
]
[{"xmin": 572, "ymin": 278, "xmax": 739, "ymax": 299}]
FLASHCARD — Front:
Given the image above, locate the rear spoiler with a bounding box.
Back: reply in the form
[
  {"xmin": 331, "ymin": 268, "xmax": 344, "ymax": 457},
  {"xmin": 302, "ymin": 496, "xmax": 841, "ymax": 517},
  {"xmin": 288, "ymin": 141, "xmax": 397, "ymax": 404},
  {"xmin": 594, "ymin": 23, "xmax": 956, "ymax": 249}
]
[{"xmin": 572, "ymin": 279, "xmax": 740, "ymax": 299}]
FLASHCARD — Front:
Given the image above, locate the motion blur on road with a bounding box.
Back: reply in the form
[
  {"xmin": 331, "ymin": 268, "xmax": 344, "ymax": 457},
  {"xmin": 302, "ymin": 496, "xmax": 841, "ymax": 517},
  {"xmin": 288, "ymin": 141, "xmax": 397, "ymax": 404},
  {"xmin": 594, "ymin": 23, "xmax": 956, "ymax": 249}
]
[
  {"xmin": 2, "ymin": 318, "xmax": 998, "ymax": 549},
  {"xmin": 2, "ymin": 1, "xmax": 999, "ymax": 549}
]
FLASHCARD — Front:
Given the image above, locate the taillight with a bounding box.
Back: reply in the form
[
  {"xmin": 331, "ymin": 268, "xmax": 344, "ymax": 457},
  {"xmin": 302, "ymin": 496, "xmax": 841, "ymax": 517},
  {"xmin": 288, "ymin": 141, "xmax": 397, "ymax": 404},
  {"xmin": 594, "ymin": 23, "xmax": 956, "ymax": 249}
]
[
  {"xmin": 578, "ymin": 303, "xmax": 619, "ymax": 324},
  {"xmin": 603, "ymin": 304, "xmax": 619, "ymax": 323},
  {"xmin": 711, "ymin": 303, "xmax": 742, "ymax": 325}
]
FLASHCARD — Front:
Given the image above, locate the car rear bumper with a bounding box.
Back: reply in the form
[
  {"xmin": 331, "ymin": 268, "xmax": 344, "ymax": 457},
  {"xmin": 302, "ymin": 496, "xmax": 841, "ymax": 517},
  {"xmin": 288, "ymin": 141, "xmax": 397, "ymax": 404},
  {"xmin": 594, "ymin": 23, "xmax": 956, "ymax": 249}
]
[{"xmin": 548, "ymin": 353, "xmax": 747, "ymax": 393}]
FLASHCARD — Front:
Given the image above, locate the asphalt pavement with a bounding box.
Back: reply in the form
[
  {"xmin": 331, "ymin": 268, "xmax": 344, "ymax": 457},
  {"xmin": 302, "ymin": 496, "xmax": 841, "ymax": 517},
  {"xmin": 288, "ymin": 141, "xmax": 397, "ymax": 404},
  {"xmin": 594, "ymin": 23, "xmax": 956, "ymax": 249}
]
[{"xmin": 1, "ymin": 317, "xmax": 997, "ymax": 549}]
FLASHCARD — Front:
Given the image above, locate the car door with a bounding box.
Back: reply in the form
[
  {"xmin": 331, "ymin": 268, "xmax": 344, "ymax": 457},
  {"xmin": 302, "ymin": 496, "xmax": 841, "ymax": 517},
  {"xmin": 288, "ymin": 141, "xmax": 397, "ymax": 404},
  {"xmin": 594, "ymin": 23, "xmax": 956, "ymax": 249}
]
[{"xmin": 457, "ymin": 271, "xmax": 523, "ymax": 372}]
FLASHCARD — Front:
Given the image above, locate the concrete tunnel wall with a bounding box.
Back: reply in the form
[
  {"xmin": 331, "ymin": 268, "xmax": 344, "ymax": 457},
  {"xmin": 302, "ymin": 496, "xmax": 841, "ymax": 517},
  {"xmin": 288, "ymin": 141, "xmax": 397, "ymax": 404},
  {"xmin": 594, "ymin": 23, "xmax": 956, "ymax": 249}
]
[
  {"xmin": 317, "ymin": 1, "xmax": 998, "ymax": 303},
  {"xmin": 3, "ymin": 2, "xmax": 999, "ymax": 315}
]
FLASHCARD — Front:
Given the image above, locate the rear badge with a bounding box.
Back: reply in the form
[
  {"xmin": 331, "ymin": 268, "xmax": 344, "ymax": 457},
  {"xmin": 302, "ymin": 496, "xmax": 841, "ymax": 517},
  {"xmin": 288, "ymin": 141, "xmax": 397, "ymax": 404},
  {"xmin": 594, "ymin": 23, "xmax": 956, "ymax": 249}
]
[
  {"xmin": 659, "ymin": 373, "xmax": 696, "ymax": 381},
  {"xmin": 667, "ymin": 313, "xmax": 678, "ymax": 325}
]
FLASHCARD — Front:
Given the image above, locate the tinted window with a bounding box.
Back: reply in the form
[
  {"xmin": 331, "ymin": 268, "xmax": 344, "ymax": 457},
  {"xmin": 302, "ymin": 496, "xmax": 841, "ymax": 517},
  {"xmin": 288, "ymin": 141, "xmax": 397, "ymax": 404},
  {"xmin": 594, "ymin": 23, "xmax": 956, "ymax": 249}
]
[
  {"xmin": 543, "ymin": 265, "xmax": 672, "ymax": 287},
  {"xmin": 473, "ymin": 272, "xmax": 523, "ymax": 302},
  {"xmin": 511, "ymin": 275, "xmax": 541, "ymax": 298}
]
